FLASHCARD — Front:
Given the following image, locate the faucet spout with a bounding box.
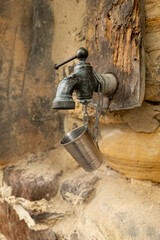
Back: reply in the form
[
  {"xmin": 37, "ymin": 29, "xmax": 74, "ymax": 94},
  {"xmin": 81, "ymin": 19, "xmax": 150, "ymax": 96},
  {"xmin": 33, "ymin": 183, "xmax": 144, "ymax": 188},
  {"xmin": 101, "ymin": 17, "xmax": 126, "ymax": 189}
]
[{"xmin": 52, "ymin": 73, "xmax": 78, "ymax": 109}]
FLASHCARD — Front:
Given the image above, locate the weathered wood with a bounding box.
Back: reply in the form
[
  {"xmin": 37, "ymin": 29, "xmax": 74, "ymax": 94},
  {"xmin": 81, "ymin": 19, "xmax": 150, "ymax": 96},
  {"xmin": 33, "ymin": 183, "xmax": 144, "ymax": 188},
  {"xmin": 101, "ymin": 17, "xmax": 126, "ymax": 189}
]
[{"xmin": 85, "ymin": 0, "xmax": 145, "ymax": 110}]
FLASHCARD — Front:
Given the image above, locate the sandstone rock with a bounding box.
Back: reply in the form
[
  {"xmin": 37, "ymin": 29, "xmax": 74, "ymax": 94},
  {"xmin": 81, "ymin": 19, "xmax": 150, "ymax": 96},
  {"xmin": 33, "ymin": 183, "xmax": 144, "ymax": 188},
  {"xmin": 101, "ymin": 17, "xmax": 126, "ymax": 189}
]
[
  {"xmin": 144, "ymin": 6, "xmax": 160, "ymax": 102},
  {"xmin": 145, "ymin": 0, "xmax": 160, "ymax": 19},
  {"xmin": 3, "ymin": 166, "xmax": 61, "ymax": 201},
  {"xmin": 145, "ymin": 50, "xmax": 160, "ymax": 102},
  {"xmin": 70, "ymin": 233, "xmax": 79, "ymax": 240},
  {"xmin": 0, "ymin": 0, "xmax": 63, "ymax": 164},
  {"xmin": 99, "ymin": 127, "xmax": 160, "ymax": 182},
  {"xmin": 122, "ymin": 102, "xmax": 160, "ymax": 133},
  {"xmin": 51, "ymin": 0, "xmax": 86, "ymax": 80},
  {"xmin": 0, "ymin": 201, "xmax": 57, "ymax": 240},
  {"xmin": 155, "ymin": 113, "xmax": 160, "ymax": 120},
  {"xmin": 0, "ymin": 233, "xmax": 7, "ymax": 240},
  {"xmin": 1, "ymin": 1, "xmax": 160, "ymax": 240},
  {"xmin": 30, "ymin": 212, "xmax": 66, "ymax": 224},
  {"xmin": 78, "ymin": 177, "xmax": 160, "ymax": 240},
  {"xmin": 60, "ymin": 170, "xmax": 99, "ymax": 205}
]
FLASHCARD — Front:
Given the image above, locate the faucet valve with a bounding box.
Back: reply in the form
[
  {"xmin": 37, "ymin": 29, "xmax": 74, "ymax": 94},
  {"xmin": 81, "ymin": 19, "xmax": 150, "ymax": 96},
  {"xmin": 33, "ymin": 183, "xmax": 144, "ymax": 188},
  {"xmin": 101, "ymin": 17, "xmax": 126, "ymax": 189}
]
[
  {"xmin": 54, "ymin": 47, "xmax": 88, "ymax": 69},
  {"xmin": 52, "ymin": 47, "xmax": 118, "ymax": 110}
]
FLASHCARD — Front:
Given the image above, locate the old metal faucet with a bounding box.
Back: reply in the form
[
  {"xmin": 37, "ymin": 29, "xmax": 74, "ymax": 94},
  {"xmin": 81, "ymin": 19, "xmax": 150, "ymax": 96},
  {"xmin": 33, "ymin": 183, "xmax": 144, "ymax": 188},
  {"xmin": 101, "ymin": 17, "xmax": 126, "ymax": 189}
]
[
  {"xmin": 52, "ymin": 47, "xmax": 118, "ymax": 110},
  {"xmin": 52, "ymin": 47, "xmax": 118, "ymax": 171}
]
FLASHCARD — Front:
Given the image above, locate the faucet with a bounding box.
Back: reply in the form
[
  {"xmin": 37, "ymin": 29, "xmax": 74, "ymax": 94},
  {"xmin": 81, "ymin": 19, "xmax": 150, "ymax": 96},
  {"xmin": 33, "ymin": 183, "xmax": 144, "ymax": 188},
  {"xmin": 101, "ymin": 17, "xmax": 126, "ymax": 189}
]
[{"xmin": 52, "ymin": 47, "xmax": 118, "ymax": 110}]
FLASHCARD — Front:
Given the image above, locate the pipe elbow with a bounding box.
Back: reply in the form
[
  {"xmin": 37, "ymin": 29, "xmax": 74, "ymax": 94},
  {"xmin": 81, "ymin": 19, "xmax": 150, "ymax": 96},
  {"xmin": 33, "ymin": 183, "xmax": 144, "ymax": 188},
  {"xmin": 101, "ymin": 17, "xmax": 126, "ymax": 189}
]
[{"xmin": 52, "ymin": 74, "xmax": 78, "ymax": 109}]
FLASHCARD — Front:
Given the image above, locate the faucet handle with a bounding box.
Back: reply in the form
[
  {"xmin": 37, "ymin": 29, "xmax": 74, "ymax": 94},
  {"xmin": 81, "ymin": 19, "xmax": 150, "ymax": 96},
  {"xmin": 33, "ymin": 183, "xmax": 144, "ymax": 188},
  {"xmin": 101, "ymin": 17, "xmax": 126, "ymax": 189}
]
[
  {"xmin": 76, "ymin": 47, "xmax": 88, "ymax": 60},
  {"xmin": 54, "ymin": 47, "xmax": 88, "ymax": 70}
]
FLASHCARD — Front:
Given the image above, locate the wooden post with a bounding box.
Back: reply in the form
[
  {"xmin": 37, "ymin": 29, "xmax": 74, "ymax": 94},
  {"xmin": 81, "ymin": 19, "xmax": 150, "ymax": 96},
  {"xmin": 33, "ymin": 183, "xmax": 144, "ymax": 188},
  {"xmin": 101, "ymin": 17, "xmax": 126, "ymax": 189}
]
[{"xmin": 85, "ymin": 0, "xmax": 145, "ymax": 110}]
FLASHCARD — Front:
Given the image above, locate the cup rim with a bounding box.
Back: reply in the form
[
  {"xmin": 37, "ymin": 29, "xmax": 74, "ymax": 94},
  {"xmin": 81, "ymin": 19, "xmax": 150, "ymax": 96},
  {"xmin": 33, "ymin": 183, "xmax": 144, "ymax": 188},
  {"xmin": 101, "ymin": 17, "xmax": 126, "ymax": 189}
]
[{"xmin": 60, "ymin": 125, "xmax": 87, "ymax": 146}]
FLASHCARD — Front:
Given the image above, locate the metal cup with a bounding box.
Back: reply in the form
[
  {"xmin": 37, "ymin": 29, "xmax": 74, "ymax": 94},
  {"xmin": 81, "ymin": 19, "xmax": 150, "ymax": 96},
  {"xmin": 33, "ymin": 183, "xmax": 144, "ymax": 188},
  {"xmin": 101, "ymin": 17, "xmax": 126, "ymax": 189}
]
[{"xmin": 60, "ymin": 126, "xmax": 103, "ymax": 172}]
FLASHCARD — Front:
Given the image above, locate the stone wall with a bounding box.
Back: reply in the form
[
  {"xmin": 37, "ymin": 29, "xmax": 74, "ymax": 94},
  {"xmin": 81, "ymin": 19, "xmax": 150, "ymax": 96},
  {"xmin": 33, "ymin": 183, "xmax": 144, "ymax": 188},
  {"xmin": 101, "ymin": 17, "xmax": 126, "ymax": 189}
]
[
  {"xmin": 0, "ymin": 0, "xmax": 64, "ymax": 164},
  {"xmin": 0, "ymin": 0, "xmax": 160, "ymax": 239},
  {"xmin": 0, "ymin": 148, "xmax": 160, "ymax": 239}
]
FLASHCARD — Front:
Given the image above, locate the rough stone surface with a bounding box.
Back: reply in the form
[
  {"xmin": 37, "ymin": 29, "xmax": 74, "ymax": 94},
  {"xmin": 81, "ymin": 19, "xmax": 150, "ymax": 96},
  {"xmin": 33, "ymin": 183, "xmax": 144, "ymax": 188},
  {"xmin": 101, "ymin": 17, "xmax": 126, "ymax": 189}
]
[
  {"xmin": 145, "ymin": 47, "xmax": 160, "ymax": 102},
  {"xmin": 0, "ymin": 201, "xmax": 57, "ymax": 240},
  {"xmin": 3, "ymin": 167, "xmax": 61, "ymax": 201},
  {"xmin": 145, "ymin": 0, "xmax": 160, "ymax": 19},
  {"xmin": 30, "ymin": 211, "xmax": 66, "ymax": 225},
  {"xmin": 99, "ymin": 126, "xmax": 160, "ymax": 182},
  {"xmin": 0, "ymin": 0, "xmax": 64, "ymax": 164},
  {"xmin": 0, "ymin": 147, "xmax": 160, "ymax": 240},
  {"xmin": 0, "ymin": 233, "xmax": 7, "ymax": 240},
  {"xmin": 1, "ymin": 146, "xmax": 78, "ymax": 201},
  {"xmin": 122, "ymin": 102, "xmax": 160, "ymax": 132},
  {"xmin": 145, "ymin": 0, "xmax": 160, "ymax": 101},
  {"xmin": 51, "ymin": 0, "xmax": 86, "ymax": 83},
  {"xmin": 155, "ymin": 113, "xmax": 160, "ymax": 120},
  {"xmin": 60, "ymin": 170, "xmax": 99, "ymax": 205},
  {"xmin": 78, "ymin": 177, "xmax": 160, "ymax": 240},
  {"xmin": 70, "ymin": 233, "xmax": 79, "ymax": 240},
  {"xmin": 0, "ymin": 0, "xmax": 160, "ymax": 240}
]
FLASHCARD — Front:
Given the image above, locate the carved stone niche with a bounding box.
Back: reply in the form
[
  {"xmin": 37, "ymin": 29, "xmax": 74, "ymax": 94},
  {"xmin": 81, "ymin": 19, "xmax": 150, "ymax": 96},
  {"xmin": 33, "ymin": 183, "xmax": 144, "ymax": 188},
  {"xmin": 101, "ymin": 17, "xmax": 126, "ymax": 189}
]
[{"xmin": 85, "ymin": 0, "xmax": 145, "ymax": 111}]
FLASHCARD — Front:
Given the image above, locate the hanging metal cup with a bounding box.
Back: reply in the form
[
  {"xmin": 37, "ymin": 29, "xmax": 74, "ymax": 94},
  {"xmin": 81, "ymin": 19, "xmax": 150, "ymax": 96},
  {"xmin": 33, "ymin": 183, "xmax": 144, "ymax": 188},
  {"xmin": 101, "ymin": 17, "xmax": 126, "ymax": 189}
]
[{"xmin": 60, "ymin": 126, "xmax": 103, "ymax": 172}]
